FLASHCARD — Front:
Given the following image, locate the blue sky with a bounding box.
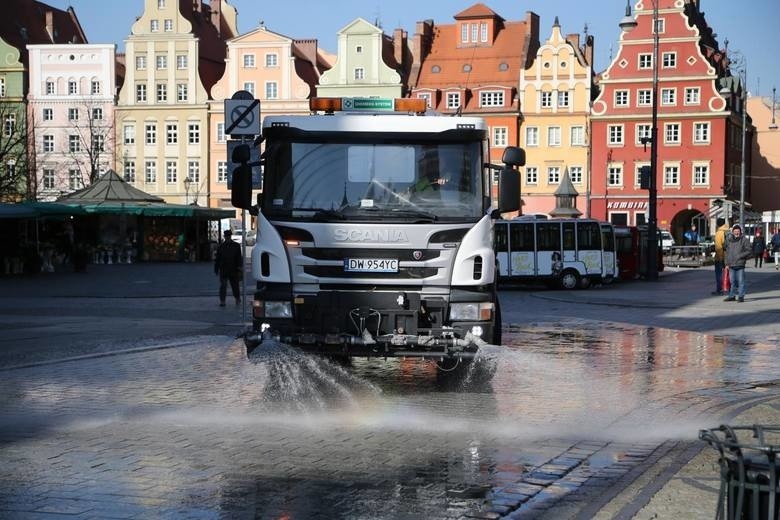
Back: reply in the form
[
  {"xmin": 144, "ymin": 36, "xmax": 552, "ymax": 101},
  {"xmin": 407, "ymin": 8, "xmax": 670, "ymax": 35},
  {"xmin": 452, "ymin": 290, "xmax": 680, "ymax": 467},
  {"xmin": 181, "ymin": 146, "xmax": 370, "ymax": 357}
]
[{"xmin": 47, "ymin": 0, "xmax": 779, "ymax": 98}]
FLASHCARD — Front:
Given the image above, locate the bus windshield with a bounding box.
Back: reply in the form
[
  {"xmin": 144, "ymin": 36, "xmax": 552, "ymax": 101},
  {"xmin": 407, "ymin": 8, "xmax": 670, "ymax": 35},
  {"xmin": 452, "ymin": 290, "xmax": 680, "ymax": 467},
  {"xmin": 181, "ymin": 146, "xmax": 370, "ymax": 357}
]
[{"xmin": 262, "ymin": 140, "xmax": 484, "ymax": 222}]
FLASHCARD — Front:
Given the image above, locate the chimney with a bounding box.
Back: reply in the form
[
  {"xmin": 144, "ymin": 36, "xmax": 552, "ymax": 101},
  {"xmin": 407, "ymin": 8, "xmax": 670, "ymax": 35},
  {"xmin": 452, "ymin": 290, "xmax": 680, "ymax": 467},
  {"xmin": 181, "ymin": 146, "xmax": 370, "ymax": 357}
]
[
  {"xmin": 409, "ymin": 20, "xmax": 433, "ymax": 89},
  {"xmin": 393, "ymin": 28, "xmax": 406, "ymax": 68},
  {"xmin": 566, "ymin": 33, "xmax": 580, "ymax": 51},
  {"xmin": 584, "ymin": 35, "xmax": 594, "ymax": 68},
  {"xmin": 211, "ymin": 0, "xmax": 222, "ymax": 36},
  {"xmin": 45, "ymin": 10, "xmax": 54, "ymax": 42}
]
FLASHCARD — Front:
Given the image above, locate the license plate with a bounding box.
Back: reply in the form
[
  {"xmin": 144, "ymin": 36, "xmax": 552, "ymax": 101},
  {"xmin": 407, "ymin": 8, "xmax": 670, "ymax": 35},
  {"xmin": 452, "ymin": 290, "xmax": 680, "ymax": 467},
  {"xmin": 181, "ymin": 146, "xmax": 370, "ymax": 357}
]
[{"xmin": 344, "ymin": 258, "xmax": 399, "ymax": 273}]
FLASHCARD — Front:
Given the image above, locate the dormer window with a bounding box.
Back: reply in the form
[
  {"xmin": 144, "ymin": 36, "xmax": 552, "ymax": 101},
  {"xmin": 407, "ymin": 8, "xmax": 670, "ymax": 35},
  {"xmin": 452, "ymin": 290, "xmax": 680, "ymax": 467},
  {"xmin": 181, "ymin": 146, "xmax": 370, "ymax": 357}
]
[
  {"xmin": 480, "ymin": 22, "xmax": 488, "ymax": 42},
  {"xmin": 356, "ymin": 45, "xmax": 363, "ymax": 53}
]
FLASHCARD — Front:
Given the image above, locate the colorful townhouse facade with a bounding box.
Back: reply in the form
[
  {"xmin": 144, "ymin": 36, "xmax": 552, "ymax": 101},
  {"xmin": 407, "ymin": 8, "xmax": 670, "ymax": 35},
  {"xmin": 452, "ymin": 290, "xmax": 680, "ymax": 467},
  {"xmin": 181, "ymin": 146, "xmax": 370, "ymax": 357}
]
[
  {"xmin": 208, "ymin": 24, "xmax": 329, "ymax": 212},
  {"xmin": 518, "ymin": 17, "xmax": 595, "ymax": 216},
  {"xmin": 589, "ymin": 0, "xmax": 748, "ymax": 240},
  {"xmin": 747, "ymin": 95, "xmax": 780, "ymax": 214},
  {"xmin": 115, "ymin": 0, "xmax": 237, "ymax": 205},
  {"xmin": 409, "ymin": 4, "xmax": 539, "ymax": 199},
  {"xmin": 0, "ymin": 0, "xmax": 87, "ymax": 201},
  {"xmin": 27, "ymin": 43, "xmax": 117, "ymax": 201}
]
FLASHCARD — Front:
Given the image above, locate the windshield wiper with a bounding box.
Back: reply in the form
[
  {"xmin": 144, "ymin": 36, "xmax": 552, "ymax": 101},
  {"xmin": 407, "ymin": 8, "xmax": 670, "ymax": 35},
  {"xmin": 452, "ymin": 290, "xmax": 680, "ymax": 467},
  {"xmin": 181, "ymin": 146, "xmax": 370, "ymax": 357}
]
[
  {"xmin": 286, "ymin": 208, "xmax": 346, "ymax": 221},
  {"xmin": 361, "ymin": 206, "xmax": 439, "ymax": 222}
]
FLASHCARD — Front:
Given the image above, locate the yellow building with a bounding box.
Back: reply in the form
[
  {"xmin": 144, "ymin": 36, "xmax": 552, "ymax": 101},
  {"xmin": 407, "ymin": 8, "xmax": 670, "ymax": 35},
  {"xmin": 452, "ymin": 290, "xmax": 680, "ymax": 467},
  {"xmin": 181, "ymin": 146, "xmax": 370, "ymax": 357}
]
[
  {"xmin": 115, "ymin": 0, "xmax": 237, "ymax": 205},
  {"xmin": 519, "ymin": 18, "xmax": 594, "ymax": 216}
]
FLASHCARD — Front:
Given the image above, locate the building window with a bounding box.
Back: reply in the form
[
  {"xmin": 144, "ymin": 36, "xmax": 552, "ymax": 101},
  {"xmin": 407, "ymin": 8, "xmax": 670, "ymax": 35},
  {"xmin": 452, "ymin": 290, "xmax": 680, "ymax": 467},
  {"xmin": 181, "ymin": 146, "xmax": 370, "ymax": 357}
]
[
  {"xmin": 46, "ymin": 81, "xmax": 55, "ymax": 95},
  {"xmin": 68, "ymin": 80, "xmax": 78, "ymax": 95},
  {"xmin": 570, "ymin": 126, "xmax": 585, "ymax": 146},
  {"xmin": 157, "ymin": 83, "xmax": 167, "ymax": 102},
  {"xmin": 547, "ymin": 166, "xmax": 561, "ymax": 184},
  {"xmin": 216, "ymin": 123, "xmax": 226, "ymax": 143},
  {"xmin": 548, "ymin": 126, "xmax": 561, "ymax": 146},
  {"xmin": 608, "ymin": 124, "xmax": 624, "ymax": 145},
  {"xmin": 694, "ymin": 122, "xmax": 710, "ymax": 143},
  {"xmin": 480, "ymin": 91, "xmax": 504, "ymax": 107},
  {"xmin": 480, "ymin": 22, "xmax": 488, "ymax": 42},
  {"xmin": 664, "ymin": 123, "xmax": 680, "ymax": 144},
  {"xmin": 693, "ymin": 164, "xmax": 709, "ymax": 185},
  {"xmin": 243, "ymin": 82, "xmax": 255, "ymax": 95},
  {"xmin": 92, "ymin": 108, "xmax": 103, "ymax": 120},
  {"xmin": 2, "ymin": 115, "xmax": 14, "ymax": 137},
  {"xmin": 685, "ymin": 87, "xmax": 700, "ymax": 105},
  {"xmin": 662, "ymin": 52, "xmax": 676, "ymax": 68},
  {"xmin": 43, "ymin": 168, "xmax": 55, "ymax": 189},
  {"xmin": 166, "ymin": 123, "xmax": 178, "ymax": 145},
  {"xmin": 145, "ymin": 123, "xmax": 157, "ymax": 145},
  {"xmin": 461, "ymin": 23, "xmax": 468, "ymax": 43},
  {"xmin": 177, "ymin": 83, "xmax": 188, "ymax": 102},
  {"xmin": 492, "ymin": 127, "xmax": 507, "ymax": 147},
  {"xmin": 569, "ymin": 166, "xmax": 583, "ymax": 184},
  {"xmin": 68, "ymin": 108, "xmax": 79, "ymax": 121},
  {"xmin": 416, "ymin": 92, "xmax": 431, "ymax": 108},
  {"xmin": 166, "ymin": 161, "xmax": 177, "ymax": 184},
  {"xmin": 265, "ymin": 82, "xmax": 278, "ymax": 99},
  {"xmin": 661, "ymin": 88, "xmax": 676, "ymax": 105},
  {"xmin": 355, "ymin": 45, "xmax": 363, "ymax": 53},
  {"xmin": 136, "ymin": 84, "xmax": 147, "ymax": 102},
  {"xmin": 525, "ymin": 166, "xmax": 538, "ymax": 185},
  {"xmin": 615, "ymin": 90, "xmax": 629, "ymax": 107},
  {"xmin": 136, "ymin": 55, "xmax": 146, "ymax": 70},
  {"xmin": 446, "ymin": 92, "xmax": 460, "ymax": 110},
  {"xmin": 354, "ymin": 68, "xmax": 364, "ymax": 80},
  {"xmin": 124, "ymin": 161, "xmax": 136, "ymax": 182},
  {"xmin": 637, "ymin": 89, "xmax": 652, "ymax": 106},
  {"xmin": 525, "ymin": 126, "xmax": 539, "ymax": 147},
  {"xmin": 157, "ymin": 0, "xmax": 165, "ymax": 7},
  {"xmin": 68, "ymin": 135, "xmax": 81, "ymax": 153},
  {"xmin": 471, "ymin": 23, "xmax": 478, "ymax": 42},
  {"xmin": 123, "ymin": 124, "xmax": 135, "ymax": 144},
  {"xmin": 150, "ymin": 19, "xmax": 159, "ymax": 32},
  {"xmin": 664, "ymin": 164, "xmax": 680, "ymax": 185},
  {"xmin": 42, "ymin": 134, "xmax": 54, "ymax": 152},
  {"xmin": 156, "ymin": 55, "xmax": 167, "ymax": 70},
  {"xmin": 654, "ymin": 18, "xmax": 665, "ymax": 34},
  {"xmin": 91, "ymin": 80, "xmax": 100, "ymax": 95},
  {"xmin": 188, "ymin": 123, "xmax": 200, "ymax": 144},
  {"xmin": 634, "ymin": 164, "xmax": 649, "ymax": 186},
  {"xmin": 638, "ymin": 53, "xmax": 652, "ymax": 69},
  {"xmin": 0, "ymin": 78, "xmax": 5, "ymax": 97},
  {"xmin": 265, "ymin": 53, "xmax": 278, "ymax": 67},
  {"xmin": 188, "ymin": 161, "xmax": 200, "ymax": 183},
  {"xmin": 636, "ymin": 123, "xmax": 651, "ymax": 145},
  {"xmin": 92, "ymin": 135, "xmax": 105, "ymax": 153},
  {"xmin": 145, "ymin": 161, "xmax": 156, "ymax": 183},
  {"xmin": 69, "ymin": 169, "xmax": 82, "ymax": 190},
  {"xmin": 42, "ymin": 108, "xmax": 53, "ymax": 121},
  {"xmin": 176, "ymin": 55, "xmax": 187, "ymax": 69},
  {"xmin": 541, "ymin": 91, "xmax": 552, "ymax": 108},
  {"xmin": 243, "ymin": 54, "xmax": 255, "ymax": 68},
  {"xmin": 217, "ymin": 161, "xmax": 228, "ymax": 183},
  {"xmin": 608, "ymin": 165, "xmax": 623, "ymax": 186},
  {"xmin": 558, "ymin": 91, "xmax": 570, "ymax": 108},
  {"xmin": 164, "ymin": 19, "xmax": 173, "ymax": 31}
]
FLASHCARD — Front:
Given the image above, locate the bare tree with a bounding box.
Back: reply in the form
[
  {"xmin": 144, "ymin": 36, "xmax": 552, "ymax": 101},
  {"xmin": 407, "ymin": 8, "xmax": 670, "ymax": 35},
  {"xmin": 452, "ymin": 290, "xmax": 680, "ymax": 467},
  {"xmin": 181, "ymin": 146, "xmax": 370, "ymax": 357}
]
[
  {"xmin": 65, "ymin": 97, "xmax": 116, "ymax": 188},
  {"xmin": 0, "ymin": 101, "xmax": 31, "ymax": 201}
]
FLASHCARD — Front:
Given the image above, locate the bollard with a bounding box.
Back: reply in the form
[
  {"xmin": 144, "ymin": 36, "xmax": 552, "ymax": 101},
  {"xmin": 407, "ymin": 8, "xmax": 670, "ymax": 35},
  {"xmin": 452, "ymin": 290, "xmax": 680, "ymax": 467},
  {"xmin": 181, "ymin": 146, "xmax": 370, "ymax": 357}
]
[{"xmin": 699, "ymin": 425, "xmax": 779, "ymax": 520}]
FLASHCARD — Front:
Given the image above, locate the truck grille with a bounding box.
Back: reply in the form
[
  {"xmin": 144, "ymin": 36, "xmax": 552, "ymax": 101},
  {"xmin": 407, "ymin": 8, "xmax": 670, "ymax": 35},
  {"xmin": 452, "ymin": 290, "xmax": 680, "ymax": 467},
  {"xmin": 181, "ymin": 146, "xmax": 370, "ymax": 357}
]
[
  {"xmin": 303, "ymin": 266, "xmax": 438, "ymax": 279},
  {"xmin": 301, "ymin": 248, "xmax": 440, "ymax": 261}
]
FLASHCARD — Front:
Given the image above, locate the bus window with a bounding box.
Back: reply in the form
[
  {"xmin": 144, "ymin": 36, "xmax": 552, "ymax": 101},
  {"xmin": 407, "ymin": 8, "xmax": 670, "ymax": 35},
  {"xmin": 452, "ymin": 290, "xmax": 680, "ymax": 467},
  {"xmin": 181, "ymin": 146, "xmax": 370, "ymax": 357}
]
[
  {"xmin": 563, "ymin": 222, "xmax": 575, "ymax": 250},
  {"xmin": 510, "ymin": 222, "xmax": 534, "ymax": 251},
  {"xmin": 601, "ymin": 226, "xmax": 615, "ymax": 252},
  {"xmin": 577, "ymin": 221, "xmax": 601, "ymax": 250},
  {"xmin": 494, "ymin": 223, "xmax": 508, "ymax": 253},
  {"xmin": 537, "ymin": 222, "xmax": 561, "ymax": 251}
]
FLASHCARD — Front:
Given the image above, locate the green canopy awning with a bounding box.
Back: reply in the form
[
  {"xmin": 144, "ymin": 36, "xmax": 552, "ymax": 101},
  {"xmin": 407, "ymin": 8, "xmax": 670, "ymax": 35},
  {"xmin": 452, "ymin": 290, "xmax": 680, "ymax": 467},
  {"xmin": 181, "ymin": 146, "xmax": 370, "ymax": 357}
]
[{"xmin": 0, "ymin": 202, "xmax": 86, "ymax": 219}]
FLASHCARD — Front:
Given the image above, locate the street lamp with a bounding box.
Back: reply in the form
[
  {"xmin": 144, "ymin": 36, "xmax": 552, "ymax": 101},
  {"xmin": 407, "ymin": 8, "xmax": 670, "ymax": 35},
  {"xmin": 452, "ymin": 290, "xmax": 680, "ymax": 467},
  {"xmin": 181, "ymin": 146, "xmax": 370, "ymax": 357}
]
[
  {"xmin": 770, "ymin": 87, "xmax": 778, "ymax": 130},
  {"xmin": 620, "ymin": 0, "xmax": 659, "ymax": 281},
  {"xmin": 183, "ymin": 176, "xmax": 193, "ymax": 204}
]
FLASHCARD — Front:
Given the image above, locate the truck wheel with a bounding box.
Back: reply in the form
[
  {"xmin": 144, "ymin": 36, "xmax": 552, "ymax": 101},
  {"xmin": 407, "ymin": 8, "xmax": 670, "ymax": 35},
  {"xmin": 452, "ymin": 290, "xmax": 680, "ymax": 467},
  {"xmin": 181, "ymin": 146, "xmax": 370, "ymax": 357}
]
[
  {"xmin": 578, "ymin": 277, "xmax": 592, "ymax": 290},
  {"xmin": 559, "ymin": 269, "xmax": 580, "ymax": 290}
]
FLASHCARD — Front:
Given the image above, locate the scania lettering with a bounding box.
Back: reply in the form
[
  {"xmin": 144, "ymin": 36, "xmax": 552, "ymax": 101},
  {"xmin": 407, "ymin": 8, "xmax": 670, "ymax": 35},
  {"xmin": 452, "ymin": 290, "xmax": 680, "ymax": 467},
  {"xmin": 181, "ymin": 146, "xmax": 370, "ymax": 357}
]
[{"xmin": 237, "ymin": 97, "xmax": 524, "ymax": 362}]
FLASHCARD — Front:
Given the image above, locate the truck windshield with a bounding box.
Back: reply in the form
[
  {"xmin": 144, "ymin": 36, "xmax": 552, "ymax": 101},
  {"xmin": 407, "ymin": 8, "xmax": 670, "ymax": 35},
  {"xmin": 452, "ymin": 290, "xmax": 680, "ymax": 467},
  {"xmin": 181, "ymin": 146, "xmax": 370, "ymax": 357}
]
[{"xmin": 262, "ymin": 140, "xmax": 484, "ymax": 221}]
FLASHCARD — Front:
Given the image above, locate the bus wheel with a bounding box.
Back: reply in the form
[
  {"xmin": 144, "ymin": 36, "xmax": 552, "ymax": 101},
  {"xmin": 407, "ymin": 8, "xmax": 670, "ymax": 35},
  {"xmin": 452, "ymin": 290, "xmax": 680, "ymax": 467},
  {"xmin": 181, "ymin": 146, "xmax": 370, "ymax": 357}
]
[
  {"xmin": 578, "ymin": 277, "xmax": 592, "ymax": 290},
  {"xmin": 559, "ymin": 269, "xmax": 580, "ymax": 290}
]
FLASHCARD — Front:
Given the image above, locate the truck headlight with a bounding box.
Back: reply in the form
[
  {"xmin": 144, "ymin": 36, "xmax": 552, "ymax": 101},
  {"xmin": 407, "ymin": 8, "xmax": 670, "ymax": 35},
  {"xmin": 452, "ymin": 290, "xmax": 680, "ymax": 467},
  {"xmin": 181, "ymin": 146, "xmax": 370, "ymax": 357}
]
[
  {"xmin": 449, "ymin": 302, "xmax": 493, "ymax": 321},
  {"xmin": 254, "ymin": 300, "xmax": 292, "ymax": 318}
]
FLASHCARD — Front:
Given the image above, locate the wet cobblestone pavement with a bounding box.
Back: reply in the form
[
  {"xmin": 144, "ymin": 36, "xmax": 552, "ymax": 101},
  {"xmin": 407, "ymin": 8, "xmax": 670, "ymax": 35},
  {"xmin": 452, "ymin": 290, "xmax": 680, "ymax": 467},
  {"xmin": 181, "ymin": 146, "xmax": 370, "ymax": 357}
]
[{"xmin": 2, "ymin": 316, "xmax": 778, "ymax": 519}]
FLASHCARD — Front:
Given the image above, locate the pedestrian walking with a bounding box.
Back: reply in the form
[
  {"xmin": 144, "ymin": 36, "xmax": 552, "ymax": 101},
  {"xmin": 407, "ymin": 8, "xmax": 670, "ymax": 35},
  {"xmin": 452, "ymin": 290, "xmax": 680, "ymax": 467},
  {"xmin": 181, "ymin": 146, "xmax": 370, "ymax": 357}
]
[
  {"xmin": 723, "ymin": 224, "xmax": 752, "ymax": 303},
  {"xmin": 752, "ymin": 229, "xmax": 766, "ymax": 268},
  {"xmin": 214, "ymin": 229, "xmax": 242, "ymax": 306},
  {"xmin": 683, "ymin": 224, "xmax": 699, "ymax": 245},
  {"xmin": 712, "ymin": 217, "xmax": 730, "ymax": 295},
  {"xmin": 771, "ymin": 228, "xmax": 780, "ymax": 270}
]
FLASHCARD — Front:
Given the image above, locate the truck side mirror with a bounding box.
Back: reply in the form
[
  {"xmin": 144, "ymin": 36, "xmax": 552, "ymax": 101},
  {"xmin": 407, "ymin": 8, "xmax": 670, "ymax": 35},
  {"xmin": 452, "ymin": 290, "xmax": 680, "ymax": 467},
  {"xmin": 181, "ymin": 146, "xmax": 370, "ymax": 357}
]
[
  {"xmin": 498, "ymin": 166, "xmax": 520, "ymax": 214},
  {"xmin": 501, "ymin": 146, "xmax": 526, "ymax": 167}
]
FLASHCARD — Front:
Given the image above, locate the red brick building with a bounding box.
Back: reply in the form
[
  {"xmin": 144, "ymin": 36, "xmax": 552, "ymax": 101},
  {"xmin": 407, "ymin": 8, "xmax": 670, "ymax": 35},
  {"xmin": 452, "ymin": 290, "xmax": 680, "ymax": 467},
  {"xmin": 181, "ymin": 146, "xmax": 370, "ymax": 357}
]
[{"xmin": 590, "ymin": 0, "xmax": 750, "ymax": 240}]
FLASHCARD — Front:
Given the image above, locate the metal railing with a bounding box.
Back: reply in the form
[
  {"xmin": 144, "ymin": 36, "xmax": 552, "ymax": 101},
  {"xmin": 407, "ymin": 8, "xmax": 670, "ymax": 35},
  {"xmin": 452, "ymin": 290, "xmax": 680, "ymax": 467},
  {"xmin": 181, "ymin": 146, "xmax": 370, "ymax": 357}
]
[{"xmin": 664, "ymin": 245, "xmax": 707, "ymax": 267}]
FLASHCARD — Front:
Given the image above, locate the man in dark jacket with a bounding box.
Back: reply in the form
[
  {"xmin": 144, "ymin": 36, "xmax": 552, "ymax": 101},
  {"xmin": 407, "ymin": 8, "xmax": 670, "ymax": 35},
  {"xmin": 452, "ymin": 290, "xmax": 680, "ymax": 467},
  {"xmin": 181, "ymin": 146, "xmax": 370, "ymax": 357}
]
[
  {"xmin": 214, "ymin": 229, "xmax": 242, "ymax": 306},
  {"xmin": 724, "ymin": 224, "xmax": 753, "ymax": 302}
]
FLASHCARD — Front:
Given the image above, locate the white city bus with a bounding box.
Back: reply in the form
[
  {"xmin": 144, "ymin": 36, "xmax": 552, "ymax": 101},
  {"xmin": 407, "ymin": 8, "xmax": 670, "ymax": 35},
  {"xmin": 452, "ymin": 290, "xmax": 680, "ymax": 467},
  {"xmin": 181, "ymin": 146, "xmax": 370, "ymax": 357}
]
[{"xmin": 495, "ymin": 218, "xmax": 618, "ymax": 289}]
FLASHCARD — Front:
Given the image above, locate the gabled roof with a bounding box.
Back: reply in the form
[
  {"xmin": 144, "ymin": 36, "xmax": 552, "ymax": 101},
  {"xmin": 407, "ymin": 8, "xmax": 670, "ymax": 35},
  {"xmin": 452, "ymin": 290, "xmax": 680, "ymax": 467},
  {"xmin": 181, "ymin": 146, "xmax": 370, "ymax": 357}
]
[
  {"xmin": 1, "ymin": 0, "xmax": 87, "ymax": 65},
  {"xmin": 58, "ymin": 171, "xmax": 163, "ymax": 204},
  {"xmin": 454, "ymin": 3, "xmax": 503, "ymax": 21}
]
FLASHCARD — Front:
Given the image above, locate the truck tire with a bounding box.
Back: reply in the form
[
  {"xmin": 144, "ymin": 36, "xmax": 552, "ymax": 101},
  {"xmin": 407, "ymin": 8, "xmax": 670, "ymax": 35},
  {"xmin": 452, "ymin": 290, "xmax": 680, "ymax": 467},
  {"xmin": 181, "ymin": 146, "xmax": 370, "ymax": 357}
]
[{"xmin": 559, "ymin": 269, "xmax": 580, "ymax": 290}]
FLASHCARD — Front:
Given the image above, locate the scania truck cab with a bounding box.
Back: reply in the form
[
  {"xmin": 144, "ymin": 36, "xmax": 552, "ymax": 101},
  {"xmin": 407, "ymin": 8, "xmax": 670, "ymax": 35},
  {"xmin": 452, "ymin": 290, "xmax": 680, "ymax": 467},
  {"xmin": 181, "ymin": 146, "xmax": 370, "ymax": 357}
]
[{"xmin": 241, "ymin": 97, "xmax": 523, "ymax": 361}]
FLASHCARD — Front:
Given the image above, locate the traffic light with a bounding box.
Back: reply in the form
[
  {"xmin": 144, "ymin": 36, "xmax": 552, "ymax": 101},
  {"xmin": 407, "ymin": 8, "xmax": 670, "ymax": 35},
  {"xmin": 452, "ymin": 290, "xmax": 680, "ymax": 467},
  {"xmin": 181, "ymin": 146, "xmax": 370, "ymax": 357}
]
[
  {"xmin": 231, "ymin": 144, "xmax": 252, "ymax": 209},
  {"xmin": 639, "ymin": 166, "xmax": 651, "ymax": 190}
]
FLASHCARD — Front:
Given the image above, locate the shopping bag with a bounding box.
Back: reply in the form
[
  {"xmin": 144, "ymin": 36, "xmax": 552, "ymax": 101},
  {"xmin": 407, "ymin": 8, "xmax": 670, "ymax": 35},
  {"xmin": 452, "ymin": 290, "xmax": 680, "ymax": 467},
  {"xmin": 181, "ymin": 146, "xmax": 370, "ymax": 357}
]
[
  {"xmin": 722, "ymin": 267, "xmax": 730, "ymax": 292},
  {"xmin": 764, "ymin": 249, "xmax": 770, "ymax": 261}
]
